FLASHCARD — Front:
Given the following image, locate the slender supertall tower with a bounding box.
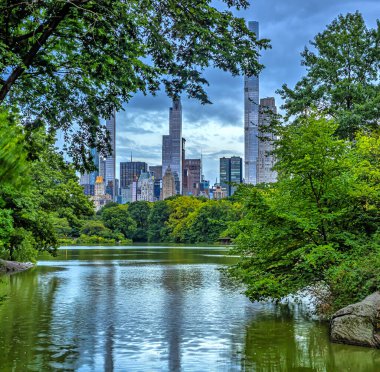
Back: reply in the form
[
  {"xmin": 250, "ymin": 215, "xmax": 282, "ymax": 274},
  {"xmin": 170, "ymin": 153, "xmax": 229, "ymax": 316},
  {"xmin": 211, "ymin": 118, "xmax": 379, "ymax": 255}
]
[
  {"xmin": 162, "ymin": 98, "xmax": 183, "ymax": 194},
  {"xmin": 257, "ymin": 97, "xmax": 278, "ymax": 184},
  {"xmin": 105, "ymin": 111, "xmax": 116, "ymax": 199},
  {"xmin": 244, "ymin": 21, "xmax": 260, "ymax": 184}
]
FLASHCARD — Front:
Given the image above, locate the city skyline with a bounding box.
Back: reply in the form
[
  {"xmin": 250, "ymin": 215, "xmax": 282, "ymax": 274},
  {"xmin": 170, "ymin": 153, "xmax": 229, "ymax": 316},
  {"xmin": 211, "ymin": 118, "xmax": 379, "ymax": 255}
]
[{"xmin": 63, "ymin": 1, "xmax": 379, "ymax": 183}]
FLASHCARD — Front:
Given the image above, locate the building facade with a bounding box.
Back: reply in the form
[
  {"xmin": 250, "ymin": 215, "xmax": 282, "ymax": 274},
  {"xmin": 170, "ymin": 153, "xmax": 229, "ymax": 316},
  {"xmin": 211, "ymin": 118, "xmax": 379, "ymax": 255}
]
[
  {"xmin": 162, "ymin": 99, "xmax": 183, "ymax": 194},
  {"xmin": 162, "ymin": 166, "xmax": 176, "ymax": 200},
  {"xmin": 120, "ymin": 161, "xmax": 148, "ymax": 189},
  {"xmin": 183, "ymin": 159, "xmax": 201, "ymax": 196},
  {"xmin": 91, "ymin": 176, "xmax": 112, "ymax": 211},
  {"xmin": 104, "ymin": 113, "xmax": 116, "ymax": 199},
  {"xmin": 149, "ymin": 165, "xmax": 162, "ymax": 181},
  {"xmin": 220, "ymin": 157, "xmax": 231, "ymax": 195},
  {"xmin": 219, "ymin": 156, "xmax": 242, "ymax": 197},
  {"xmin": 79, "ymin": 148, "xmax": 100, "ymax": 196},
  {"xmin": 137, "ymin": 172, "xmax": 155, "ymax": 202},
  {"xmin": 230, "ymin": 156, "xmax": 243, "ymax": 195},
  {"xmin": 244, "ymin": 21, "xmax": 260, "ymax": 185},
  {"xmin": 257, "ymin": 97, "xmax": 278, "ymax": 184}
]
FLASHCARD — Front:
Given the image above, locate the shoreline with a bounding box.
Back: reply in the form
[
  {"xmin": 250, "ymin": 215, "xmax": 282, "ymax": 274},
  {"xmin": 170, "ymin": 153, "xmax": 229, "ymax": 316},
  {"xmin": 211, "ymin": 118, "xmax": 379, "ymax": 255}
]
[{"xmin": 0, "ymin": 260, "xmax": 34, "ymax": 275}]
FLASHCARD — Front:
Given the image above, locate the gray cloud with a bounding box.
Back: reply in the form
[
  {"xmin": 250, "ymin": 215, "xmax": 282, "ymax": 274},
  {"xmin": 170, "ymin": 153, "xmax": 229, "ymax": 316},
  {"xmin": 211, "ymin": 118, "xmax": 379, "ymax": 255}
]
[{"xmin": 113, "ymin": 0, "xmax": 379, "ymax": 183}]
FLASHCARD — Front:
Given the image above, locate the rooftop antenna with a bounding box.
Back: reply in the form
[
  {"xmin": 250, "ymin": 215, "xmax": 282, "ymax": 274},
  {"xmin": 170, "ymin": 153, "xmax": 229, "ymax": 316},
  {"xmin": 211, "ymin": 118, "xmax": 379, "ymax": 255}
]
[{"xmin": 130, "ymin": 151, "xmax": 133, "ymax": 162}]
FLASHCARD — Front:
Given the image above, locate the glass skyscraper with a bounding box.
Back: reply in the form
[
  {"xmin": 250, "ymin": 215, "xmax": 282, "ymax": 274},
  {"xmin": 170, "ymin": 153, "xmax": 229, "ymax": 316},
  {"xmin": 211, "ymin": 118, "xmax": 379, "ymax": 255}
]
[
  {"xmin": 257, "ymin": 97, "xmax": 278, "ymax": 184},
  {"xmin": 162, "ymin": 98, "xmax": 183, "ymax": 194},
  {"xmin": 105, "ymin": 112, "xmax": 116, "ymax": 199},
  {"xmin": 120, "ymin": 161, "xmax": 148, "ymax": 188},
  {"xmin": 219, "ymin": 156, "xmax": 242, "ymax": 197},
  {"xmin": 244, "ymin": 21, "xmax": 260, "ymax": 184}
]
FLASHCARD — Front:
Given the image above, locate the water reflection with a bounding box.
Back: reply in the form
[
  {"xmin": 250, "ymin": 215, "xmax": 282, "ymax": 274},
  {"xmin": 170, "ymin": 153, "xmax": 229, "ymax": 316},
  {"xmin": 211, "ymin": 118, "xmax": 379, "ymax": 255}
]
[{"xmin": 0, "ymin": 246, "xmax": 379, "ymax": 371}]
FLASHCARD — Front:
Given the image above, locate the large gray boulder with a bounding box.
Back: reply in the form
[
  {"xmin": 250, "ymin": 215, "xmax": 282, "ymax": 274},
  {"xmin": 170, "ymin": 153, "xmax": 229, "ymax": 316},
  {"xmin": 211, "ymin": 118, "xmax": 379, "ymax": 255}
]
[{"xmin": 330, "ymin": 292, "xmax": 380, "ymax": 348}]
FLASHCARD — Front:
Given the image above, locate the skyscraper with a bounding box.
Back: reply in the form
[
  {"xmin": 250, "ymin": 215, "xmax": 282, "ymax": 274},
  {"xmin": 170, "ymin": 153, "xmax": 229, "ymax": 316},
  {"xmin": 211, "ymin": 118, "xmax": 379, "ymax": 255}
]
[
  {"xmin": 162, "ymin": 166, "xmax": 176, "ymax": 200},
  {"xmin": 162, "ymin": 98, "xmax": 183, "ymax": 194},
  {"xmin": 120, "ymin": 161, "xmax": 148, "ymax": 188},
  {"xmin": 219, "ymin": 156, "xmax": 243, "ymax": 197},
  {"xmin": 230, "ymin": 156, "xmax": 243, "ymax": 195},
  {"xmin": 79, "ymin": 147, "xmax": 100, "ymax": 196},
  {"xmin": 257, "ymin": 97, "xmax": 278, "ymax": 184},
  {"xmin": 183, "ymin": 159, "xmax": 201, "ymax": 196},
  {"xmin": 244, "ymin": 21, "xmax": 260, "ymax": 185},
  {"xmin": 220, "ymin": 157, "xmax": 231, "ymax": 195},
  {"xmin": 105, "ymin": 112, "xmax": 116, "ymax": 199}
]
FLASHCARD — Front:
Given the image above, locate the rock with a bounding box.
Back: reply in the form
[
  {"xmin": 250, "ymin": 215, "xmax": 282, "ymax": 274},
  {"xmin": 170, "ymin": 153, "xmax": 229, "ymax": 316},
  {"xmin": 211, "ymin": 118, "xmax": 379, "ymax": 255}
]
[
  {"xmin": 330, "ymin": 292, "xmax": 380, "ymax": 348},
  {"xmin": 0, "ymin": 260, "xmax": 34, "ymax": 275}
]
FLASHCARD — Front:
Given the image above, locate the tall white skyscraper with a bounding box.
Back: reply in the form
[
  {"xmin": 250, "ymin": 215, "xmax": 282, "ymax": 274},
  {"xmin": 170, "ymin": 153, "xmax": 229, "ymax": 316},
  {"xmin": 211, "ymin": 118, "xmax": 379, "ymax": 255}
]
[
  {"xmin": 105, "ymin": 112, "xmax": 116, "ymax": 199},
  {"xmin": 162, "ymin": 98, "xmax": 183, "ymax": 194},
  {"xmin": 244, "ymin": 21, "xmax": 260, "ymax": 184}
]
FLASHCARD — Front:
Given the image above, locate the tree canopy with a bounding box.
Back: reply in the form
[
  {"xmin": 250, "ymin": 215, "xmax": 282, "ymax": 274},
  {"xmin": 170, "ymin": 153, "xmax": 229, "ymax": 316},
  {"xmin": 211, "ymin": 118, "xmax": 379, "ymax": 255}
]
[
  {"xmin": 0, "ymin": 0, "xmax": 269, "ymax": 170},
  {"xmin": 0, "ymin": 109, "xmax": 94, "ymax": 262},
  {"xmin": 228, "ymin": 117, "xmax": 380, "ymax": 314},
  {"xmin": 277, "ymin": 12, "xmax": 380, "ymax": 139}
]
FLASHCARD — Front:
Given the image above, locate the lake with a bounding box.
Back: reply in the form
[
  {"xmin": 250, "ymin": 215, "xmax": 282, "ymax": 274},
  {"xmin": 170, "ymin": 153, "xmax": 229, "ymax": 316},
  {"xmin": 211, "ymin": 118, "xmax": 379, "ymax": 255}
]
[{"xmin": 0, "ymin": 245, "xmax": 379, "ymax": 371}]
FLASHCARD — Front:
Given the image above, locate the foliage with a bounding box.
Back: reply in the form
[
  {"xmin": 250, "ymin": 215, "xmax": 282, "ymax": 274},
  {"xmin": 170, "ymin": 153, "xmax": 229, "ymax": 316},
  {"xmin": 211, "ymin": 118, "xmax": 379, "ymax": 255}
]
[
  {"xmin": 127, "ymin": 201, "xmax": 152, "ymax": 242},
  {"xmin": 101, "ymin": 205, "xmax": 136, "ymax": 239},
  {"xmin": 165, "ymin": 196, "xmax": 205, "ymax": 242},
  {"xmin": 147, "ymin": 201, "xmax": 171, "ymax": 243},
  {"xmin": 80, "ymin": 220, "xmax": 114, "ymax": 238},
  {"xmin": 277, "ymin": 12, "xmax": 380, "ymax": 139},
  {"xmin": 0, "ymin": 0, "xmax": 269, "ymax": 170},
  {"xmin": 0, "ymin": 111, "xmax": 94, "ymax": 262},
  {"xmin": 177, "ymin": 200, "xmax": 241, "ymax": 243},
  {"xmin": 228, "ymin": 116, "xmax": 380, "ymax": 315},
  {"xmin": 0, "ymin": 108, "xmax": 28, "ymax": 187}
]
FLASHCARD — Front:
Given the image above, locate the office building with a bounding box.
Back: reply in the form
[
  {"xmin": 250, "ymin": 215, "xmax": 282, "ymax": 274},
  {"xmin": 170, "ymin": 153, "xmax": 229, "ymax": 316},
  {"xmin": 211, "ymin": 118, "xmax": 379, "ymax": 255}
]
[
  {"xmin": 162, "ymin": 166, "xmax": 176, "ymax": 200},
  {"xmin": 211, "ymin": 184, "xmax": 227, "ymax": 200},
  {"xmin": 162, "ymin": 98, "xmax": 183, "ymax": 194},
  {"xmin": 244, "ymin": 21, "xmax": 260, "ymax": 185},
  {"xmin": 138, "ymin": 172, "xmax": 155, "ymax": 202},
  {"xmin": 199, "ymin": 176, "xmax": 210, "ymax": 198},
  {"xmin": 183, "ymin": 159, "xmax": 201, "ymax": 196},
  {"xmin": 257, "ymin": 97, "xmax": 278, "ymax": 184},
  {"xmin": 149, "ymin": 165, "xmax": 162, "ymax": 181},
  {"xmin": 79, "ymin": 148, "xmax": 100, "ymax": 196},
  {"xmin": 120, "ymin": 161, "xmax": 148, "ymax": 188},
  {"xmin": 230, "ymin": 156, "xmax": 243, "ymax": 195},
  {"xmin": 91, "ymin": 176, "xmax": 112, "ymax": 211},
  {"xmin": 149, "ymin": 165, "xmax": 162, "ymax": 200},
  {"xmin": 104, "ymin": 113, "xmax": 116, "ymax": 199},
  {"xmin": 220, "ymin": 157, "xmax": 231, "ymax": 195},
  {"xmin": 219, "ymin": 156, "xmax": 242, "ymax": 197}
]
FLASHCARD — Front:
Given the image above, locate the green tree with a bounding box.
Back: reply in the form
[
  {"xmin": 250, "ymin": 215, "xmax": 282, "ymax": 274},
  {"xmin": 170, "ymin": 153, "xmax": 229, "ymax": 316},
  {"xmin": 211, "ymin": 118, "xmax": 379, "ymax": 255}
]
[
  {"xmin": 0, "ymin": 0, "xmax": 268, "ymax": 169},
  {"xmin": 0, "ymin": 112, "xmax": 95, "ymax": 261},
  {"xmin": 166, "ymin": 196, "xmax": 204, "ymax": 242},
  {"xmin": 228, "ymin": 116, "xmax": 380, "ymax": 315},
  {"xmin": 0, "ymin": 108, "xmax": 28, "ymax": 187},
  {"xmin": 80, "ymin": 220, "xmax": 116, "ymax": 239},
  {"xmin": 185, "ymin": 200, "xmax": 241, "ymax": 243},
  {"xmin": 277, "ymin": 12, "xmax": 380, "ymax": 139},
  {"xmin": 101, "ymin": 205, "xmax": 136, "ymax": 239},
  {"xmin": 128, "ymin": 201, "xmax": 152, "ymax": 242},
  {"xmin": 147, "ymin": 201, "xmax": 171, "ymax": 242}
]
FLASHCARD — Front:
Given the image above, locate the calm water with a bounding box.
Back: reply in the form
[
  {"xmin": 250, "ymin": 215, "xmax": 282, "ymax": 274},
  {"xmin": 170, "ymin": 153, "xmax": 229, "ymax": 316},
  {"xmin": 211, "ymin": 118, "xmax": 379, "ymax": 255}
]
[{"xmin": 1, "ymin": 246, "xmax": 380, "ymax": 371}]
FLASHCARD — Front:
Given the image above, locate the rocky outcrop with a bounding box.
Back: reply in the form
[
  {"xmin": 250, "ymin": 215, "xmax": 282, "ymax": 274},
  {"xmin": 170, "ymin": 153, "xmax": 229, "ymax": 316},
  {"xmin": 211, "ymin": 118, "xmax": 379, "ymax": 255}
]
[
  {"xmin": 0, "ymin": 260, "xmax": 34, "ymax": 275},
  {"xmin": 330, "ymin": 292, "xmax": 380, "ymax": 348}
]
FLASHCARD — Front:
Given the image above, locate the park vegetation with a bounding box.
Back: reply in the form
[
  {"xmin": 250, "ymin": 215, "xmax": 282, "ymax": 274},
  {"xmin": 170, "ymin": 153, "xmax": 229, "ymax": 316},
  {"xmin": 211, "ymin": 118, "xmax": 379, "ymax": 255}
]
[
  {"xmin": 227, "ymin": 12, "xmax": 380, "ymax": 316},
  {"xmin": 0, "ymin": 4, "xmax": 379, "ymax": 319},
  {"xmin": 57, "ymin": 197, "xmax": 242, "ymax": 246}
]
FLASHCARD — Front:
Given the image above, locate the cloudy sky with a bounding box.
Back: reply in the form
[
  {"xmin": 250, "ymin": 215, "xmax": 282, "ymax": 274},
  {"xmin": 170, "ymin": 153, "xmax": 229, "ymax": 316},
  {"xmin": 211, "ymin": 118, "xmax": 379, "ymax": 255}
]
[{"xmin": 115, "ymin": 0, "xmax": 380, "ymax": 183}]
